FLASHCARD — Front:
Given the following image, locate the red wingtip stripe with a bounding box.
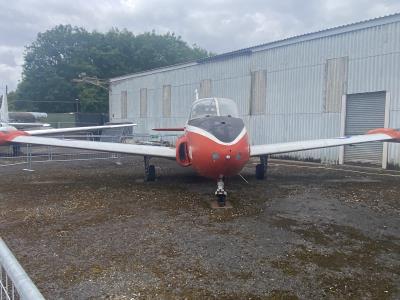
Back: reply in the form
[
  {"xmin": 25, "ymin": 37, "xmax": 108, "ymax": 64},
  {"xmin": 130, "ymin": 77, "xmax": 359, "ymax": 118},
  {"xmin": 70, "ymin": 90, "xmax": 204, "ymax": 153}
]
[
  {"xmin": 367, "ymin": 128, "xmax": 400, "ymax": 139},
  {"xmin": 0, "ymin": 130, "xmax": 29, "ymax": 145}
]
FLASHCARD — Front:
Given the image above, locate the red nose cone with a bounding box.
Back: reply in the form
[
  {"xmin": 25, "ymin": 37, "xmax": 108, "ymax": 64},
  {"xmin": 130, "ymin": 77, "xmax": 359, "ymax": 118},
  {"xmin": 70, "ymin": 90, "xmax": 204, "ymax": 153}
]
[{"xmin": 186, "ymin": 131, "xmax": 250, "ymax": 179}]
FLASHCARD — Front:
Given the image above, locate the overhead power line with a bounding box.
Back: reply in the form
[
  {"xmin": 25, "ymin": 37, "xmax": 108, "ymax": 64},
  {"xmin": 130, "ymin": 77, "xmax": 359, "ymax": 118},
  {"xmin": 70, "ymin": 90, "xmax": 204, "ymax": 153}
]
[{"xmin": 13, "ymin": 100, "xmax": 77, "ymax": 103}]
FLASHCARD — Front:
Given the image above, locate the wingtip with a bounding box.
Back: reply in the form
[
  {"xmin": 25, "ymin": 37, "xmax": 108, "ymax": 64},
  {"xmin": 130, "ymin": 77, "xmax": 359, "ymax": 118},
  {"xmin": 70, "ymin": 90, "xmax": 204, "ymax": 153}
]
[{"xmin": 367, "ymin": 128, "xmax": 400, "ymax": 139}]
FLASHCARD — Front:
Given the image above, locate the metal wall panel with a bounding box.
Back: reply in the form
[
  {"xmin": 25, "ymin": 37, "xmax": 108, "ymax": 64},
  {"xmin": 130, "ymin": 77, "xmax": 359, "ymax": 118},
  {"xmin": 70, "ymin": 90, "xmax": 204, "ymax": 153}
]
[
  {"xmin": 199, "ymin": 79, "xmax": 212, "ymax": 98},
  {"xmin": 163, "ymin": 85, "xmax": 171, "ymax": 117},
  {"xmin": 140, "ymin": 88, "xmax": 147, "ymax": 118},
  {"xmin": 325, "ymin": 57, "xmax": 348, "ymax": 112},
  {"xmin": 109, "ymin": 17, "xmax": 400, "ymax": 167},
  {"xmin": 250, "ymin": 70, "xmax": 267, "ymax": 115},
  {"xmin": 344, "ymin": 92, "xmax": 386, "ymax": 164},
  {"xmin": 120, "ymin": 91, "xmax": 127, "ymax": 120}
]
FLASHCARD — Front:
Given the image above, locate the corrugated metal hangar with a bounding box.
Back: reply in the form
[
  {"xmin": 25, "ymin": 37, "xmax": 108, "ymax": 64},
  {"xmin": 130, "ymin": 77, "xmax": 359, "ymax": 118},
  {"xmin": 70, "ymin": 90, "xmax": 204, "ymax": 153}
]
[{"xmin": 109, "ymin": 14, "xmax": 400, "ymax": 169}]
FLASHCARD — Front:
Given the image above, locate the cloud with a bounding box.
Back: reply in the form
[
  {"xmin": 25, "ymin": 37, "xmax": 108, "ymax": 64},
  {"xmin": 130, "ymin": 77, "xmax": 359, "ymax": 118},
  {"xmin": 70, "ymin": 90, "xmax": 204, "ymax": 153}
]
[{"xmin": 0, "ymin": 0, "xmax": 399, "ymax": 91}]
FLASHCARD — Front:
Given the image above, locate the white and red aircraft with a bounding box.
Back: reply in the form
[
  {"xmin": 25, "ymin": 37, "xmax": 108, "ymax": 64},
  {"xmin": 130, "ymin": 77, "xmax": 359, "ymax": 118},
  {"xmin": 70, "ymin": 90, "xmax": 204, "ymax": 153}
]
[
  {"xmin": 0, "ymin": 94, "xmax": 51, "ymax": 128},
  {"xmin": 1, "ymin": 95, "xmax": 400, "ymax": 206},
  {"xmin": 0, "ymin": 92, "xmax": 135, "ymax": 153}
]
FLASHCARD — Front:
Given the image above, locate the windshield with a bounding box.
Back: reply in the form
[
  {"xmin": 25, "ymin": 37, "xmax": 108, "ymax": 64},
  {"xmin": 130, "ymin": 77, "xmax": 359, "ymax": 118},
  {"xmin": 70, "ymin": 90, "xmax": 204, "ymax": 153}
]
[
  {"xmin": 190, "ymin": 98, "xmax": 218, "ymax": 119},
  {"xmin": 189, "ymin": 98, "xmax": 239, "ymax": 120},
  {"xmin": 217, "ymin": 98, "xmax": 239, "ymax": 117}
]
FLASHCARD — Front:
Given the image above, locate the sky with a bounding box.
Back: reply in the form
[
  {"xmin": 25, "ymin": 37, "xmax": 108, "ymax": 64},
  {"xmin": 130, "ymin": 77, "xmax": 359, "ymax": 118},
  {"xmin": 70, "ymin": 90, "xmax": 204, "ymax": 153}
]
[{"xmin": 1, "ymin": 0, "xmax": 400, "ymax": 91}]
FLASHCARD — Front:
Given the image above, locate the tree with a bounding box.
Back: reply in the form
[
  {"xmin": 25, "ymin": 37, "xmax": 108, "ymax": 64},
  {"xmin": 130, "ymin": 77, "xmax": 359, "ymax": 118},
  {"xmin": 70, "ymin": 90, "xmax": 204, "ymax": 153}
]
[{"xmin": 16, "ymin": 25, "xmax": 211, "ymax": 113}]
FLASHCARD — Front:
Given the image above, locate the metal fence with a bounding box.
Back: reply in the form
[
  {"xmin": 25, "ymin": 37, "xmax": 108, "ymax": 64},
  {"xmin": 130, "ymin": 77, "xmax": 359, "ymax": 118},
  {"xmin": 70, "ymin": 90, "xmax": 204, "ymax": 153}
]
[
  {"xmin": 0, "ymin": 238, "xmax": 45, "ymax": 300},
  {"xmin": 0, "ymin": 133, "xmax": 179, "ymax": 169}
]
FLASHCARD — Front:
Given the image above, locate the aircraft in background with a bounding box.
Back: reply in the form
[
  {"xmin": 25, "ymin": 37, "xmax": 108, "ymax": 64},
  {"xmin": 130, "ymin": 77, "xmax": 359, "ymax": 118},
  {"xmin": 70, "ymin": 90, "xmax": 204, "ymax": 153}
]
[
  {"xmin": 0, "ymin": 92, "xmax": 135, "ymax": 150},
  {"xmin": 8, "ymin": 111, "xmax": 49, "ymax": 127},
  {"xmin": 0, "ymin": 94, "xmax": 51, "ymax": 128},
  {"xmin": 1, "ymin": 94, "xmax": 399, "ymax": 206}
]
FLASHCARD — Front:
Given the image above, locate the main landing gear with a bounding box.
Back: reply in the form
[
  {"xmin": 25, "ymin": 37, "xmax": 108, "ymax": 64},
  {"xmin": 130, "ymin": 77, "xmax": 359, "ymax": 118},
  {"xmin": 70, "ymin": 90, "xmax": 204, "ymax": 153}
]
[
  {"xmin": 256, "ymin": 155, "xmax": 268, "ymax": 180},
  {"xmin": 215, "ymin": 176, "xmax": 227, "ymax": 207},
  {"xmin": 144, "ymin": 156, "xmax": 156, "ymax": 181}
]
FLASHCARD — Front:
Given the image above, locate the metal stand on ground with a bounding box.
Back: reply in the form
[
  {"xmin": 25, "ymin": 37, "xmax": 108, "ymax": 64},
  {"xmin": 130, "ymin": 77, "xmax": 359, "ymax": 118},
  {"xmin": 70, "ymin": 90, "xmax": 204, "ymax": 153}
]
[
  {"xmin": 115, "ymin": 153, "xmax": 122, "ymax": 165},
  {"xmin": 48, "ymin": 146, "xmax": 53, "ymax": 161},
  {"xmin": 22, "ymin": 144, "xmax": 34, "ymax": 172}
]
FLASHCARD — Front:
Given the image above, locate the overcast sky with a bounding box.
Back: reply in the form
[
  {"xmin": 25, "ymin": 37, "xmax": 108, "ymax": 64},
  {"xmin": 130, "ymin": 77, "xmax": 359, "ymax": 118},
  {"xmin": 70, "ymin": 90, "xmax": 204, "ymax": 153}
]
[{"xmin": 1, "ymin": 0, "xmax": 400, "ymax": 91}]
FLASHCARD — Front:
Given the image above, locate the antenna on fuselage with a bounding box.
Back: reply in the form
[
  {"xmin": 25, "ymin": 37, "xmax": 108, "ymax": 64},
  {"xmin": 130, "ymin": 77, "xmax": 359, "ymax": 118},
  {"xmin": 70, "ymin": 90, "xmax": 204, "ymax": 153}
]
[{"xmin": 194, "ymin": 89, "xmax": 199, "ymax": 100}]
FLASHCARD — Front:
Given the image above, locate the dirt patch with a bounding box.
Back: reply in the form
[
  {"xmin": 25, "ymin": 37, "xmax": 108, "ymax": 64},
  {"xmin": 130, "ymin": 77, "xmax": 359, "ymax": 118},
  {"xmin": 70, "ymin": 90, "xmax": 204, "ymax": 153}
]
[{"xmin": 0, "ymin": 157, "xmax": 399, "ymax": 299}]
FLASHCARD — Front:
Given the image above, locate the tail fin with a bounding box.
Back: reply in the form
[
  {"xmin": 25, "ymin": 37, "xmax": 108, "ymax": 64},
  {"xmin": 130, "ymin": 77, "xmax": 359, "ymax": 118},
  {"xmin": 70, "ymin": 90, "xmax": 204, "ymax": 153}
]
[{"xmin": 0, "ymin": 92, "xmax": 9, "ymax": 123}]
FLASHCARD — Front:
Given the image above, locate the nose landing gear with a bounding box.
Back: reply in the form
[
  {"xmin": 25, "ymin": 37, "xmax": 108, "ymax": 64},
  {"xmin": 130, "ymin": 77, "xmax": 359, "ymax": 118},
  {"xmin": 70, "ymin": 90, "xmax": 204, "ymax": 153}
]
[{"xmin": 215, "ymin": 176, "xmax": 227, "ymax": 207}]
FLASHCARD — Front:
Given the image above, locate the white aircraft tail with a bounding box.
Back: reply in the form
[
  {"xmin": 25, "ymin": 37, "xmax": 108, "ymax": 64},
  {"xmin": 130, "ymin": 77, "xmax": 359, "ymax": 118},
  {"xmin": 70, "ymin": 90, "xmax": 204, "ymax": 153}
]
[{"xmin": 0, "ymin": 92, "xmax": 9, "ymax": 123}]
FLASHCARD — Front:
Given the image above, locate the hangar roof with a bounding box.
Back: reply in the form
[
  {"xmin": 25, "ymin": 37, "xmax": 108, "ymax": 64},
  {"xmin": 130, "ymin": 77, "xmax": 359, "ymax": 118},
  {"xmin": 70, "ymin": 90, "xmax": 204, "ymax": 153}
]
[{"xmin": 110, "ymin": 13, "xmax": 400, "ymax": 83}]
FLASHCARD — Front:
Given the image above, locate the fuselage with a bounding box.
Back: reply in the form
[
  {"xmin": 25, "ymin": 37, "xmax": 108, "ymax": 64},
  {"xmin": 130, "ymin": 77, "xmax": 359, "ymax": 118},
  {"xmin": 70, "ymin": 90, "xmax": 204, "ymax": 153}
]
[
  {"xmin": 176, "ymin": 98, "xmax": 250, "ymax": 179},
  {"xmin": 186, "ymin": 116, "xmax": 250, "ymax": 178},
  {"xmin": 2, "ymin": 97, "xmax": 252, "ymax": 179}
]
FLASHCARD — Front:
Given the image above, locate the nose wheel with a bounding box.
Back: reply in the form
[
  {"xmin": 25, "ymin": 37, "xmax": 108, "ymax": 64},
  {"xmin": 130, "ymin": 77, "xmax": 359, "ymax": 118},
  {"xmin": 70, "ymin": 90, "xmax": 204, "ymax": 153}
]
[{"xmin": 215, "ymin": 176, "xmax": 227, "ymax": 207}]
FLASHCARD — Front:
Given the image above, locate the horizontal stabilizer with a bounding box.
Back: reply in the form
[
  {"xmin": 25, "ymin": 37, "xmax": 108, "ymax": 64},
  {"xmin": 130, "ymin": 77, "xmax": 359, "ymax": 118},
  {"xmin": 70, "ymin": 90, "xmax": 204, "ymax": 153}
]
[{"xmin": 152, "ymin": 127, "xmax": 185, "ymax": 131}]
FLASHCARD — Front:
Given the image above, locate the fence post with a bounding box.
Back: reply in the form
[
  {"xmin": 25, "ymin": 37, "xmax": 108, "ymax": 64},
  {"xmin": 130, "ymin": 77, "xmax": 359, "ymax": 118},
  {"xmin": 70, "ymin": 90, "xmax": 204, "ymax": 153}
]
[{"xmin": 27, "ymin": 145, "xmax": 32, "ymax": 170}]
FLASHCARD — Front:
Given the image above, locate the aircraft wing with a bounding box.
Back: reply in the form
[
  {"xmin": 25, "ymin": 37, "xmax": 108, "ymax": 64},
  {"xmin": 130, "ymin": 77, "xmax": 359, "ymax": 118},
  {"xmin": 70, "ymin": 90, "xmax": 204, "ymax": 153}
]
[
  {"xmin": 9, "ymin": 135, "xmax": 176, "ymax": 158},
  {"xmin": 250, "ymin": 128, "xmax": 400, "ymax": 157},
  {"xmin": 26, "ymin": 123, "xmax": 136, "ymax": 135}
]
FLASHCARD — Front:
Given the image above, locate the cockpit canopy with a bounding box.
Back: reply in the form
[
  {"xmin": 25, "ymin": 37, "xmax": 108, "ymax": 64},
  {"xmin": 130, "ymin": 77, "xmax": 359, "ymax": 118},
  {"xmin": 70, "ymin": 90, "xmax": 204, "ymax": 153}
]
[{"xmin": 190, "ymin": 98, "xmax": 239, "ymax": 120}]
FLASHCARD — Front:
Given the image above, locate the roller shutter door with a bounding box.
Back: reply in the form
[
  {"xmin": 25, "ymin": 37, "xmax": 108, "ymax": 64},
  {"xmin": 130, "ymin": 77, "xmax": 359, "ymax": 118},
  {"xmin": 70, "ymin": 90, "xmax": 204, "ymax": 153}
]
[{"xmin": 344, "ymin": 91, "xmax": 386, "ymax": 165}]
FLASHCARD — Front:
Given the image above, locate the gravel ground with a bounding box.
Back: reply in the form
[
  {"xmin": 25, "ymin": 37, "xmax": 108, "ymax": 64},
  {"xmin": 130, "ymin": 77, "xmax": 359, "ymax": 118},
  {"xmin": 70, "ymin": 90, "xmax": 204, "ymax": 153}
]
[{"xmin": 0, "ymin": 157, "xmax": 399, "ymax": 299}]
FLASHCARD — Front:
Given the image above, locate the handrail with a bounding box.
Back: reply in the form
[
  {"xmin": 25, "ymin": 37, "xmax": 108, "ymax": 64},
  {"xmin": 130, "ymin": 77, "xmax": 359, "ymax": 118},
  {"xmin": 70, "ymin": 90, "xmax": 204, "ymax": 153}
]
[{"xmin": 0, "ymin": 238, "xmax": 45, "ymax": 300}]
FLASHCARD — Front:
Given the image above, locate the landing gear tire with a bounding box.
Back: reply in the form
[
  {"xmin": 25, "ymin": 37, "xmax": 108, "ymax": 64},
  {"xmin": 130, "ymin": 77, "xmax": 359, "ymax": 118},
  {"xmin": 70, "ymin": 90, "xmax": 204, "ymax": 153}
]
[
  {"xmin": 217, "ymin": 194, "xmax": 226, "ymax": 207},
  {"xmin": 256, "ymin": 155, "xmax": 268, "ymax": 180},
  {"xmin": 146, "ymin": 165, "xmax": 156, "ymax": 181},
  {"xmin": 256, "ymin": 164, "xmax": 265, "ymax": 180},
  {"xmin": 144, "ymin": 156, "xmax": 156, "ymax": 181}
]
